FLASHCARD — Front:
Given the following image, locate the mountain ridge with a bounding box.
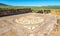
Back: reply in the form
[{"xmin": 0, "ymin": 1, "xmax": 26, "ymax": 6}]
[
  {"xmin": 0, "ymin": 3, "xmax": 9, "ymax": 6},
  {"xmin": 0, "ymin": 3, "xmax": 60, "ymax": 9}
]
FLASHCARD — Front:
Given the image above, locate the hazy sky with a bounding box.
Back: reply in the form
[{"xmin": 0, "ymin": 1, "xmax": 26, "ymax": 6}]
[{"xmin": 0, "ymin": 0, "xmax": 60, "ymax": 6}]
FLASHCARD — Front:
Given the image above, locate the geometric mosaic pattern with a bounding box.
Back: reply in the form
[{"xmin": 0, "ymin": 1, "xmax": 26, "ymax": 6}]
[{"xmin": 0, "ymin": 13, "xmax": 56, "ymax": 36}]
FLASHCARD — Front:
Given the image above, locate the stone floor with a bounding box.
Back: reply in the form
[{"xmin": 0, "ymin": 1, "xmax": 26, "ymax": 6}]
[{"xmin": 0, "ymin": 13, "xmax": 60, "ymax": 36}]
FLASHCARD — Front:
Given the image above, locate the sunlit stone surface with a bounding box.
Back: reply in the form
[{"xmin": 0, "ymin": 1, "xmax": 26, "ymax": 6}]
[{"xmin": 0, "ymin": 13, "xmax": 56, "ymax": 36}]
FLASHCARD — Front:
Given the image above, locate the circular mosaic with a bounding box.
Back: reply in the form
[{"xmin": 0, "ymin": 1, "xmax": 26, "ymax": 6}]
[
  {"xmin": 0, "ymin": 13, "xmax": 57, "ymax": 36},
  {"xmin": 15, "ymin": 13, "xmax": 45, "ymax": 25}
]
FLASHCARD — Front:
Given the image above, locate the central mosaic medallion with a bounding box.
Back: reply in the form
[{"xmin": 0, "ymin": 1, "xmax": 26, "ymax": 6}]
[
  {"xmin": 15, "ymin": 13, "xmax": 45, "ymax": 30},
  {"xmin": 15, "ymin": 14, "xmax": 44, "ymax": 25}
]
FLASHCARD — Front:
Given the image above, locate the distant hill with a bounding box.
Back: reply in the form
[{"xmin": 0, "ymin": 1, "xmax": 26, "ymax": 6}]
[
  {"xmin": 0, "ymin": 3, "xmax": 60, "ymax": 10},
  {"xmin": 0, "ymin": 3, "xmax": 8, "ymax": 6},
  {"xmin": 41, "ymin": 6, "xmax": 60, "ymax": 9}
]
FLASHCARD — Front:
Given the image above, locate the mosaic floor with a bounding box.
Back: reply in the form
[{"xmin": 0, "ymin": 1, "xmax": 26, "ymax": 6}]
[{"xmin": 0, "ymin": 13, "xmax": 60, "ymax": 36}]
